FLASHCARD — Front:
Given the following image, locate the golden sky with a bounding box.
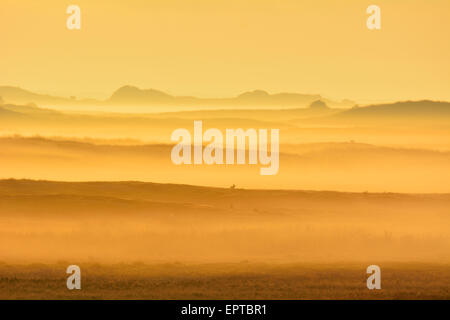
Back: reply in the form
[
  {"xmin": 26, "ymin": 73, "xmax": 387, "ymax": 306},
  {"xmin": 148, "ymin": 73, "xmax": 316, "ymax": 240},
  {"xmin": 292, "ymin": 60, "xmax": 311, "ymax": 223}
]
[{"xmin": 1, "ymin": 0, "xmax": 449, "ymax": 102}]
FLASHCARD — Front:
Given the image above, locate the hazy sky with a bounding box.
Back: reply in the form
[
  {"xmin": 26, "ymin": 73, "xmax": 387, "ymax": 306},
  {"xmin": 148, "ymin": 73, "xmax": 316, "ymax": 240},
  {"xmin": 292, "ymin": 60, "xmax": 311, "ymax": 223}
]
[{"xmin": 1, "ymin": 0, "xmax": 449, "ymax": 102}]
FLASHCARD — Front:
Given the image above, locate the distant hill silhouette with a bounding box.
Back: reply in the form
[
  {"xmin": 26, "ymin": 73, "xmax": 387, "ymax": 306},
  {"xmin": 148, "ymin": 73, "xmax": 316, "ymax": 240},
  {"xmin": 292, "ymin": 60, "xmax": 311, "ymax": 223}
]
[
  {"xmin": 2, "ymin": 86, "xmax": 449, "ymax": 122},
  {"xmin": 309, "ymin": 100, "xmax": 329, "ymax": 109},
  {"xmin": 109, "ymin": 86, "xmax": 174, "ymax": 104},
  {"xmin": 0, "ymin": 105, "xmax": 24, "ymax": 117},
  {"xmin": 0, "ymin": 86, "xmax": 96, "ymax": 106},
  {"xmin": 337, "ymin": 100, "xmax": 450, "ymax": 117},
  {"xmin": 1, "ymin": 103, "xmax": 59, "ymax": 115},
  {"xmin": 296, "ymin": 100, "xmax": 450, "ymax": 125},
  {"xmin": 0, "ymin": 85, "xmax": 354, "ymax": 108},
  {"xmin": 108, "ymin": 85, "xmax": 353, "ymax": 108}
]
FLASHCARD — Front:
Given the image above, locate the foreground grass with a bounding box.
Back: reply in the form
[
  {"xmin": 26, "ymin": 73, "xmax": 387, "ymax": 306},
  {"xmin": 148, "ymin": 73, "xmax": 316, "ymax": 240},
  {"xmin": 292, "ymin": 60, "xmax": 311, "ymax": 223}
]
[{"xmin": 0, "ymin": 262, "xmax": 449, "ymax": 299}]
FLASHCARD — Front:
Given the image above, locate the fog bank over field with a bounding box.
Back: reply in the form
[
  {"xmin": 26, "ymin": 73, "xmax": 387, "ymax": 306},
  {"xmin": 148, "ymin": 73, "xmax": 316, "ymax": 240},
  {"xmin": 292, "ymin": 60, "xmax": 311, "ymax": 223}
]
[
  {"xmin": 1, "ymin": 99, "xmax": 450, "ymax": 151},
  {"xmin": 0, "ymin": 180, "xmax": 449, "ymax": 264},
  {"xmin": 0, "ymin": 136, "xmax": 449, "ymax": 192},
  {"xmin": 0, "ymin": 94, "xmax": 449, "ymax": 263}
]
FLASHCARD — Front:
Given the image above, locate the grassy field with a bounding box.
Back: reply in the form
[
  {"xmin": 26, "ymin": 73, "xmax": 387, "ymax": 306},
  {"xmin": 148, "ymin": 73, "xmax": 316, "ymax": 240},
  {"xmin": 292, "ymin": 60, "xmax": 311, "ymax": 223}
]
[{"xmin": 1, "ymin": 262, "xmax": 449, "ymax": 300}]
